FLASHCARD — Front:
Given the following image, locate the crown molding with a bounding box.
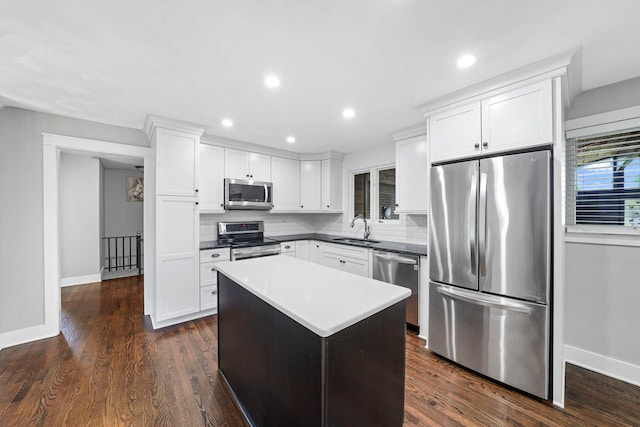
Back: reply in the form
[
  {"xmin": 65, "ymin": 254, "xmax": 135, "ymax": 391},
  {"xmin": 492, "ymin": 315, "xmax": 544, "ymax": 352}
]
[
  {"xmin": 299, "ymin": 151, "xmax": 345, "ymax": 161},
  {"xmin": 419, "ymin": 47, "xmax": 582, "ymax": 116},
  {"xmin": 201, "ymin": 133, "xmax": 300, "ymax": 159},
  {"xmin": 143, "ymin": 114, "xmax": 206, "ymax": 138},
  {"xmin": 202, "ymin": 132, "xmax": 345, "ymax": 161},
  {"xmin": 390, "ymin": 123, "xmax": 426, "ymax": 142}
]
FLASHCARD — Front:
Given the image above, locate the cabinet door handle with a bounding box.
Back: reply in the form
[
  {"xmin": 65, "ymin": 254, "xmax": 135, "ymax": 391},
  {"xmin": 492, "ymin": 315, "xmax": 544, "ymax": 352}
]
[
  {"xmin": 195, "ymin": 189, "xmax": 199, "ymax": 192},
  {"xmin": 301, "ymin": 205, "xmax": 304, "ymax": 208},
  {"xmin": 211, "ymin": 267, "xmax": 216, "ymax": 271},
  {"xmin": 220, "ymin": 203, "xmax": 224, "ymax": 207},
  {"xmin": 211, "ymin": 253, "xmax": 220, "ymax": 258},
  {"xmin": 284, "ymin": 245, "xmax": 291, "ymax": 249},
  {"xmin": 195, "ymin": 202, "xmax": 199, "ymax": 205},
  {"xmin": 326, "ymin": 205, "xmax": 330, "ymax": 208},
  {"xmin": 211, "ymin": 290, "xmax": 218, "ymax": 295},
  {"xmin": 474, "ymin": 143, "xmax": 480, "ymax": 149},
  {"xmin": 250, "ymin": 174, "xmax": 253, "ymax": 178},
  {"xmin": 482, "ymin": 141, "xmax": 488, "ymax": 148}
]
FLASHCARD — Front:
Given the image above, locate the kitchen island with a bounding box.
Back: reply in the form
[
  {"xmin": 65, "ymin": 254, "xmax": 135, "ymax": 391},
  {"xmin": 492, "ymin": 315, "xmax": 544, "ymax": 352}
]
[{"xmin": 215, "ymin": 255, "xmax": 411, "ymax": 427}]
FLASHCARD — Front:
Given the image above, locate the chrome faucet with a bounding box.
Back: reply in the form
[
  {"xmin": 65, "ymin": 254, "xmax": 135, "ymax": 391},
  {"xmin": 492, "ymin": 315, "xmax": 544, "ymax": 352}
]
[{"xmin": 350, "ymin": 215, "xmax": 371, "ymax": 240}]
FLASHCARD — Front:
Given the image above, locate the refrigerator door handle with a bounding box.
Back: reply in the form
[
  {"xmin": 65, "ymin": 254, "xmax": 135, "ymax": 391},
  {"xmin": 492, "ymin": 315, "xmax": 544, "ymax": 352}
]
[
  {"xmin": 468, "ymin": 175, "xmax": 477, "ymax": 276},
  {"xmin": 436, "ymin": 286, "xmax": 533, "ymax": 314},
  {"xmin": 478, "ymin": 172, "xmax": 488, "ymax": 276}
]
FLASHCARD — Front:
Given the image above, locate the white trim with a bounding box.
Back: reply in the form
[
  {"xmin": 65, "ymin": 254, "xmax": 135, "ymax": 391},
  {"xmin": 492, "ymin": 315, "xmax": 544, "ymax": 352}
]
[
  {"xmin": 148, "ymin": 309, "xmax": 217, "ymax": 329},
  {"xmin": 419, "ymin": 48, "xmax": 580, "ymax": 116},
  {"xmin": 42, "ymin": 133, "xmax": 154, "ymax": 346},
  {"xmin": 143, "ymin": 115, "xmax": 205, "ymax": 139},
  {"xmin": 551, "ymin": 76, "xmax": 567, "ymax": 408},
  {"xmin": 0, "ymin": 323, "xmax": 60, "ymax": 351},
  {"xmin": 565, "ymin": 231, "xmax": 640, "ymax": 247},
  {"xmin": 43, "ymin": 143, "xmax": 61, "ymax": 343},
  {"xmin": 565, "ymin": 345, "xmax": 640, "ymax": 388},
  {"xmin": 390, "ymin": 123, "xmax": 426, "ymax": 141},
  {"xmin": 565, "ymin": 105, "xmax": 640, "ymax": 132},
  {"xmin": 565, "ymin": 236, "xmax": 640, "ymax": 247},
  {"xmin": 60, "ymin": 273, "xmax": 102, "ymax": 287},
  {"xmin": 566, "ymin": 116, "xmax": 640, "ymax": 139}
]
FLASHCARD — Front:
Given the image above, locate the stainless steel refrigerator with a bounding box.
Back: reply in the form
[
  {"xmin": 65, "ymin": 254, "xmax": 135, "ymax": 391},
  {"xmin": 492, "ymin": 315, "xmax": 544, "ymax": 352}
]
[{"xmin": 428, "ymin": 150, "xmax": 551, "ymax": 399}]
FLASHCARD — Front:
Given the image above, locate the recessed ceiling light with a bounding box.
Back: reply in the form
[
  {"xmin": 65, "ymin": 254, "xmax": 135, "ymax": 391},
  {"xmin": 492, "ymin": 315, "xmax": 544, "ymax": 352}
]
[
  {"xmin": 342, "ymin": 108, "xmax": 355, "ymax": 119},
  {"xmin": 265, "ymin": 75, "xmax": 280, "ymax": 88},
  {"xmin": 457, "ymin": 54, "xmax": 476, "ymax": 68},
  {"xmin": 286, "ymin": 136, "xmax": 296, "ymax": 144},
  {"xmin": 221, "ymin": 119, "xmax": 233, "ymax": 127}
]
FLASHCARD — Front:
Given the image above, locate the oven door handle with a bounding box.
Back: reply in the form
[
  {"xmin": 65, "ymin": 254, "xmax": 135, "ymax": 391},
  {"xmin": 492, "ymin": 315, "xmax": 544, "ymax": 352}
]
[{"xmin": 232, "ymin": 246, "xmax": 281, "ymax": 260}]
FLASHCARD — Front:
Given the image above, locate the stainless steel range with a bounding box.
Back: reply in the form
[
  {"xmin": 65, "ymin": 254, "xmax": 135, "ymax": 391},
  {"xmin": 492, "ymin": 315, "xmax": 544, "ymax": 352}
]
[{"xmin": 218, "ymin": 221, "xmax": 281, "ymax": 261}]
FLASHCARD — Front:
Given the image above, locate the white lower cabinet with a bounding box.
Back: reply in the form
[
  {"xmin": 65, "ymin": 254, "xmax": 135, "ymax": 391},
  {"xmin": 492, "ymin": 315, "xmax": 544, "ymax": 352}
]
[
  {"xmin": 280, "ymin": 241, "xmax": 296, "ymax": 257},
  {"xmin": 156, "ymin": 196, "xmax": 199, "ymax": 322},
  {"xmin": 199, "ymin": 247, "xmax": 230, "ymax": 311},
  {"xmin": 320, "ymin": 243, "xmax": 369, "ymax": 277},
  {"xmin": 309, "ymin": 240, "xmax": 322, "ymax": 264},
  {"xmin": 295, "ymin": 240, "xmax": 310, "ymax": 260},
  {"xmin": 200, "ymin": 286, "xmax": 218, "ymax": 310}
]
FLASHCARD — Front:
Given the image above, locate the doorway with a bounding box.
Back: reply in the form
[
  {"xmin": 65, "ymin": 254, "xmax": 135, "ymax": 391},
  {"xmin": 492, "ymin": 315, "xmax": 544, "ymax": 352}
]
[{"xmin": 43, "ymin": 133, "xmax": 153, "ymax": 337}]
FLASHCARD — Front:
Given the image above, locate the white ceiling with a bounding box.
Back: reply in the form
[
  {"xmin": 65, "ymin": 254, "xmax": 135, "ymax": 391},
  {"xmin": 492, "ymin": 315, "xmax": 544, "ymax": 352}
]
[{"xmin": 2, "ymin": 0, "xmax": 640, "ymax": 154}]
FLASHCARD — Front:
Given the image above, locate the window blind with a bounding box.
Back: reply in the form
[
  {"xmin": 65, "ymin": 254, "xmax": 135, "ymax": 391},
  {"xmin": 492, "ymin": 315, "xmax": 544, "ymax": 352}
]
[{"xmin": 566, "ymin": 128, "xmax": 640, "ymax": 227}]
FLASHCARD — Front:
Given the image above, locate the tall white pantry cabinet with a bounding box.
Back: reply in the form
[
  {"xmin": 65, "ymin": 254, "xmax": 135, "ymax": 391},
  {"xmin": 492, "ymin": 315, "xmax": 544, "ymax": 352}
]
[{"xmin": 146, "ymin": 117, "xmax": 206, "ymax": 327}]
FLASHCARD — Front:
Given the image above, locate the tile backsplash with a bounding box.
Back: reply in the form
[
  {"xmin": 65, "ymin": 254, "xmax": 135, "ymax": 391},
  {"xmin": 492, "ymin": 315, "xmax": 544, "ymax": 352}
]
[{"xmin": 200, "ymin": 211, "xmax": 428, "ymax": 245}]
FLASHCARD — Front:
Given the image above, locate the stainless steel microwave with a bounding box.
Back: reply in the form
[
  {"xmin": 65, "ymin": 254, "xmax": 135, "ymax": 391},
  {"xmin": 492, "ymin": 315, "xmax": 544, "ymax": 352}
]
[{"xmin": 224, "ymin": 178, "xmax": 273, "ymax": 210}]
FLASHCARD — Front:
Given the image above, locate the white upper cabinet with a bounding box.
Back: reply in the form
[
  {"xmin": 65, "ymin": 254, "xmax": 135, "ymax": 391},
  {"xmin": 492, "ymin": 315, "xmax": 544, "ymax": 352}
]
[
  {"xmin": 429, "ymin": 79, "xmax": 553, "ymax": 163},
  {"xmin": 300, "ymin": 160, "xmax": 322, "ymax": 210},
  {"xmin": 199, "ymin": 144, "xmax": 225, "ymax": 212},
  {"xmin": 395, "ymin": 135, "xmax": 429, "ymax": 213},
  {"xmin": 321, "ymin": 158, "xmax": 342, "ymax": 211},
  {"xmin": 155, "ymin": 128, "xmax": 200, "ymax": 196},
  {"xmin": 480, "ymin": 80, "xmax": 552, "ymax": 155},
  {"xmin": 299, "ymin": 157, "xmax": 343, "ymax": 212},
  {"xmin": 224, "ymin": 148, "xmax": 271, "ymax": 181},
  {"xmin": 430, "ymin": 102, "xmax": 481, "ymax": 164},
  {"xmin": 271, "ymin": 156, "xmax": 301, "ymax": 212}
]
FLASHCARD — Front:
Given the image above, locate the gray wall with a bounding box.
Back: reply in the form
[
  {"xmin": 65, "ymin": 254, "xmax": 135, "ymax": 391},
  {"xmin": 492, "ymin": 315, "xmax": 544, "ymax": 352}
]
[
  {"xmin": 564, "ymin": 80, "xmax": 640, "ymax": 370},
  {"xmin": 565, "ymin": 243, "xmax": 640, "ymax": 365},
  {"xmin": 104, "ymin": 168, "xmax": 144, "ymax": 238},
  {"xmin": 566, "ymin": 76, "xmax": 640, "ymax": 120},
  {"xmin": 59, "ymin": 153, "xmax": 101, "ymax": 279},
  {"xmin": 0, "ymin": 106, "xmax": 147, "ymax": 335}
]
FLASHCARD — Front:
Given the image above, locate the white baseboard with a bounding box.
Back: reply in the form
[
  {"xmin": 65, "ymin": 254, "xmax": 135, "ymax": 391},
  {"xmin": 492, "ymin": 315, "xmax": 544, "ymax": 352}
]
[
  {"xmin": 418, "ymin": 333, "xmax": 428, "ymax": 348},
  {"xmin": 60, "ymin": 273, "xmax": 102, "ymax": 287},
  {"xmin": 565, "ymin": 345, "xmax": 640, "ymax": 387},
  {"xmin": 0, "ymin": 323, "xmax": 60, "ymax": 351},
  {"xmin": 148, "ymin": 309, "xmax": 217, "ymax": 330}
]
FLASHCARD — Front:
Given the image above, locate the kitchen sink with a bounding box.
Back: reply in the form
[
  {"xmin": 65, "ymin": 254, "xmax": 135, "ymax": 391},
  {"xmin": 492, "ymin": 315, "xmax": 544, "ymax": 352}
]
[{"xmin": 332, "ymin": 237, "xmax": 381, "ymax": 246}]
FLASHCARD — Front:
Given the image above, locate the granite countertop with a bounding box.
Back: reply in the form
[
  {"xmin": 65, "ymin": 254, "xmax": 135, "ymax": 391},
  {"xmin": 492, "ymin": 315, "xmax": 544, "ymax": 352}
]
[
  {"xmin": 200, "ymin": 233, "xmax": 428, "ymax": 256},
  {"xmin": 215, "ymin": 256, "xmax": 411, "ymax": 337},
  {"xmin": 199, "ymin": 240, "xmax": 231, "ymax": 250},
  {"xmin": 270, "ymin": 233, "xmax": 428, "ymax": 257}
]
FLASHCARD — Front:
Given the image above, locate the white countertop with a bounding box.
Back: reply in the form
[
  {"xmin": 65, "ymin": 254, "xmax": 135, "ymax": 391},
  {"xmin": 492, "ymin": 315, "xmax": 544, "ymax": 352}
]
[{"xmin": 214, "ymin": 256, "xmax": 411, "ymax": 337}]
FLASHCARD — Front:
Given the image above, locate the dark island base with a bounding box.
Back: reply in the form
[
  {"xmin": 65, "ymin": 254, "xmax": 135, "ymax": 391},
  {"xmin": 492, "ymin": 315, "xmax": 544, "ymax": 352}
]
[{"xmin": 218, "ymin": 273, "xmax": 407, "ymax": 427}]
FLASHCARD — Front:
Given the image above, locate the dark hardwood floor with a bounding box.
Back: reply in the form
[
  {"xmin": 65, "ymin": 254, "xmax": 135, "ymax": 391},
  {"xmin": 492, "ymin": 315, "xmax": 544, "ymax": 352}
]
[{"xmin": 1, "ymin": 276, "xmax": 638, "ymax": 426}]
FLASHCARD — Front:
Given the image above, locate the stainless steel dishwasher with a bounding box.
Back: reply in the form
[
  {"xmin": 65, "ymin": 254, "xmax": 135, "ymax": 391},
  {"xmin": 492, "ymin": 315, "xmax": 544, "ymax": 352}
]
[{"xmin": 372, "ymin": 251, "xmax": 419, "ymax": 331}]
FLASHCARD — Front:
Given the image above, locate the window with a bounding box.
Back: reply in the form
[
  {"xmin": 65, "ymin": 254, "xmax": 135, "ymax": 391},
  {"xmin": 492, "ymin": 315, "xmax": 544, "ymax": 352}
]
[
  {"xmin": 377, "ymin": 168, "xmax": 399, "ymax": 220},
  {"xmin": 567, "ymin": 128, "xmax": 640, "ymax": 227},
  {"xmin": 353, "ymin": 172, "xmax": 371, "ymax": 218},
  {"xmin": 352, "ymin": 166, "xmax": 399, "ymax": 222}
]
